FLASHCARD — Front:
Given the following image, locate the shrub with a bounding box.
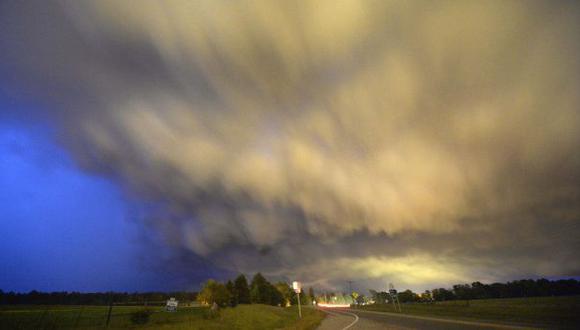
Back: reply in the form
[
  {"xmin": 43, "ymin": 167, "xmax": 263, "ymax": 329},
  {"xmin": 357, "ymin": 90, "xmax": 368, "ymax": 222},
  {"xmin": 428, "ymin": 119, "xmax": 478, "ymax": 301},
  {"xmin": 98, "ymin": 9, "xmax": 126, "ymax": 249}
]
[
  {"xmin": 130, "ymin": 310, "xmax": 153, "ymax": 325},
  {"xmin": 203, "ymin": 307, "xmax": 220, "ymax": 320}
]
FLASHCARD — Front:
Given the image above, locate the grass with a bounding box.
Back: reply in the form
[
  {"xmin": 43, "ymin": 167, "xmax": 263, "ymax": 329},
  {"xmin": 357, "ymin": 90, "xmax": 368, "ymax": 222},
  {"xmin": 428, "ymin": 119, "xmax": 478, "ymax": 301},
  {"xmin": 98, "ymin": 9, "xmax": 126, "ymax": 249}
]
[
  {"xmin": 0, "ymin": 304, "xmax": 325, "ymax": 329},
  {"xmin": 357, "ymin": 295, "xmax": 580, "ymax": 328}
]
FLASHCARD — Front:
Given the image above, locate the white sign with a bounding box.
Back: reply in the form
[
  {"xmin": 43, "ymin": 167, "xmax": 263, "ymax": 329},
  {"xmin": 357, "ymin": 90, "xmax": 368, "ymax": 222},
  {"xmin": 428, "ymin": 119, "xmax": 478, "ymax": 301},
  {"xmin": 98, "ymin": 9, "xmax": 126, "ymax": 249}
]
[
  {"xmin": 388, "ymin": 283, "xmax": 398, "ymax": 296},
  {"xmin": 292, "ymin": 281, "xmax": 301, "ymax": 293},
  {"xmin": 166, "ymin": 297, "xmax": 178, "ymax": 311}
]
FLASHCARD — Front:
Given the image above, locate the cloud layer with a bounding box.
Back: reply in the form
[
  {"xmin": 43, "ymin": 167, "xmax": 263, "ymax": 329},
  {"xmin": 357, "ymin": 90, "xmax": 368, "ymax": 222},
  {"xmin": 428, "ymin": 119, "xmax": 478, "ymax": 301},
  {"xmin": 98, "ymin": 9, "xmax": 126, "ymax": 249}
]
[{"xmin": 2, "ymin": 0, "xmax": 579, "ymax": 291}]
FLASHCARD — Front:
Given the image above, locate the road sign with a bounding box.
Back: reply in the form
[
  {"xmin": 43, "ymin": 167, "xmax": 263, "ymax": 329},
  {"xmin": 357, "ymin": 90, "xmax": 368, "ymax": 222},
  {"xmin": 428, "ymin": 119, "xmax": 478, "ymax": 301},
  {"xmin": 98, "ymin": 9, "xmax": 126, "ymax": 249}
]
[
  {"xmin": 292, "ymin": 281, "xmax": 301, "ymax": 293},
  {"xmin": 166, "ymin": 297, "xmax": 178, "ymax": 312}
]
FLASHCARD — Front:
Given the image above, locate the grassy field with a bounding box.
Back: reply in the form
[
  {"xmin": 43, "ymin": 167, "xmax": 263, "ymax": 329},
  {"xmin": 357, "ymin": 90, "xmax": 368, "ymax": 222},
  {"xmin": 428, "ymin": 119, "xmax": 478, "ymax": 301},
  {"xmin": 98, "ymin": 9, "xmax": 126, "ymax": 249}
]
[
  {"xmin": 0, "ymin": 304, "xmax": 325, "ymax": 329},
  {"xmin": 358, "ymin": 295, "xmax": 580, "ymax": 328}
]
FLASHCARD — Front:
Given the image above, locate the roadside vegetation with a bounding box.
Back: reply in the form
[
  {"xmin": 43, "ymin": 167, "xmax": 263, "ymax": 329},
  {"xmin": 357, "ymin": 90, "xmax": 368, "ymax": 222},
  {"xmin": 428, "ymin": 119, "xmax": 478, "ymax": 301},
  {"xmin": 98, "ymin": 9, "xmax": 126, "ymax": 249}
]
[
  {"xmin": 357, "ymin": 295, "xmax": 580, "ymax": 328},
  {"xmin": 4, "ymin": 277, "xmax": 579, "ymax": 328},
  {"xmin": 318, "ymin": 278, "xmax": 580, "ymax": 328},
  {"xmin": 0, "ymin": 273, "xmax": 325, "ymax": 329},
  {"xmin": 0, "ymin": 304, "xmax": 324, "ymax": 329},
  {"xmin": 197, "ymin": 273, "xmax": 314, "ymax": 308}
]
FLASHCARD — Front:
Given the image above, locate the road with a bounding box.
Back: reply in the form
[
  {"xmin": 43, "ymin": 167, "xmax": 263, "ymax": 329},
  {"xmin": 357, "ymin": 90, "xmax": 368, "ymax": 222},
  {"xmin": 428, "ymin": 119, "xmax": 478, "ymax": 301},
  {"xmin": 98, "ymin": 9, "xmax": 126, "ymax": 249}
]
[{"xmin": 317, "ymin": 307, "xmax": 537, "ymax": 330}]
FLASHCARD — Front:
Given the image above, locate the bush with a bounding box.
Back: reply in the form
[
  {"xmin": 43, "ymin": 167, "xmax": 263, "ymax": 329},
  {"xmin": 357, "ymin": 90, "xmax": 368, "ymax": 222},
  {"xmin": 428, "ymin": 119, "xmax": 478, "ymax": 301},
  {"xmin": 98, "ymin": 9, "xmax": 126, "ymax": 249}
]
[
  {"xmin": 130, "ymin": 310, "xmax": 153, "ymax": 325},
  {"xmin": 203, "ymin": 308, "xmax": 220, "ymax": 320},
  {"xmin": 198, "ymin": 280, "xmax": 231, "ymax": 307}
]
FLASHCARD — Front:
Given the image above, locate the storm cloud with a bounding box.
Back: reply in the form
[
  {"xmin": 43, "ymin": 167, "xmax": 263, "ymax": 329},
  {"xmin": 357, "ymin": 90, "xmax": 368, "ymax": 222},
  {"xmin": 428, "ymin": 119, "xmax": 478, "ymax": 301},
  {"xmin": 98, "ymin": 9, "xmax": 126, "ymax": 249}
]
[{"xmin": 1, "ymin": 0, "xmax": 579, "ymax": 291}]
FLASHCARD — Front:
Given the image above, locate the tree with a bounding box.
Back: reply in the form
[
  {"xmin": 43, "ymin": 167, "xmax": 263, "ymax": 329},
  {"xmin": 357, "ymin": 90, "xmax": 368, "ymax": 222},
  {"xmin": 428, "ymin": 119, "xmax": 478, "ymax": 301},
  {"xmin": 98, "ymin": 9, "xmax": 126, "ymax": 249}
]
[
  {"xmin": 432, "ymin": 288, "xmax": 455, "ymax": 301},
  {"xmin": 275, "ymin": 282, "xmax": 293, "ymax": 306},
  {"xmin": 452, "ymin": 284, "xmax": 473, "ymax": 300},
  {"xmin": 398, "ymin": 289, "xmax": 419, "ymax": 303},
  {"xmin": 234, "ymin": 274, "xmax": 251, "ymax": 304},
  {"xmin": 308, "ymin": 287, "xmax": 316, "ymax": 304},
  {"xmin": 351, "ymin": 291, "xmax": 360, "ymax": 305},
  {"xmin": 303, "ymin": 291, "xmax": 309, "ymax": 305},
  {"xmin": 197, "ymin": 280, "xmax": 230, "ymax": 307},
  {"xmin": 225, "ymin": 280, "xmax": 237, "ymax": 307},
  {"xmin": 369, "ymin": 290, "xmax": 389, "ymax": 304},
  {"xmin": 420, "ymin": 290, "xmax": 433, "ymax": 302},
  {"xmin": 471, "ymin": 282, "xmax": 489, "ymax": 299},
  {"xmin": 249, "ymin": 273, "xmax": 282, "ymax": 306},
  {"xmin": 355, "ymin": 294, "xmax": 367, "ymax": 305},
  {"xmin": 268, "ymin": 284, "xmax": 284, "ymax": 306},
  {"xmin": 250, "ymin": 273, "xmax": 269, "ymax": 304}
]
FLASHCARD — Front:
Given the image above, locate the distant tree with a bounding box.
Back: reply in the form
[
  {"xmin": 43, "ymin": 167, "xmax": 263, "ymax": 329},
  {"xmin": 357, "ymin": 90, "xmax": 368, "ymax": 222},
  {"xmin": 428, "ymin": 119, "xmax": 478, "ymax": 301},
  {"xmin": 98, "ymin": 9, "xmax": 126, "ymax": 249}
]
[
  {"xmin": 249, "ymin": 273, "xmax": 283, "ymax": 306},
  {"xmin": 452, "ymin": 284, "xmax": 473, "ymax": 300},
  {"xmin": 316, "ymin": 292, "xmax": 331, "ymax": 304},
  {"xmin": 420, "ymin": 290, "xmax": 433, "ymax": 302},
  {"xmin": 225, "ymin": 280, "xmax": 237, "ymax": 307},
  {"xmin": 369, "ymin": 290, "xmax": 378, "ymax": 303},
  {"xmin": 291, "ymin": 289, "xmax": 312, "ymax": 306},
  {"xmin": 536, "ymin": 278, "xmax": 552, "ymax": 296},
  {"xmin": 368, "ymin": 290, "xmax": 389, "ymax": 304},
  {"xmin": 300, "ymin": 290, "xmax": 310, "ymax": 305},
  {"xmin": 234, "ymin": 274, "xmax": 251, "ymax": 304},
  {"xmin": 432, "ymin": 288, "xmax": 455, "ymax": 301},
  {"xmin": 351, "ymin": 291, "xmax": 360, "ymax": 305},
  {"xmin": 197, "ymin": 280, "xmax": 230, "ymax": 307},
  {"xmin": 275, "ymin": 282, "xmax": 293, "ymax": 306},
  {"xmin": 398, "ymin": 289, "xmax": 419, "ymax": 303},
  {"xmin": 488, "ymin": 282, "xmax": 505, "ymax": 298},
  {"xmin": 268, "ymin": 284, "xmax": 284, "ymax": 306},
  {"xmin": 250, "ymin": 273, "xmax": 269, "ymax": 304},
  {"xmin": 355, "ymin": 294, "xmax": 366, "ymax": 305},
  {"xmin": 308, "ymin": 287, "xmax": 315, "ymax": 304}
]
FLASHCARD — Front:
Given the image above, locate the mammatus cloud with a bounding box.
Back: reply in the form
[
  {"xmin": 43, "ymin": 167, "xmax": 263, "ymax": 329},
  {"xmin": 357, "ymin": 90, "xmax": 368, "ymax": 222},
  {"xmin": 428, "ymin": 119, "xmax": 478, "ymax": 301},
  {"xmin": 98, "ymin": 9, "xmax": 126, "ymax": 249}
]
[{"xmin": 1, "ymin": 0, "xmax": 579, "ymax": 290}]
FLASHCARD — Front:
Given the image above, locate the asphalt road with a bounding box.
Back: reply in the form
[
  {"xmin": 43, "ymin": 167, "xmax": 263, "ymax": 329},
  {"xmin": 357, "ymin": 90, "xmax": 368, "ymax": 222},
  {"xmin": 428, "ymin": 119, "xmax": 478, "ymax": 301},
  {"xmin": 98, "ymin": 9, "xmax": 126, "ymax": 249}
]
[{"xmin": 317, "ymin": 307, "xmax": 537, "ymax": 330}]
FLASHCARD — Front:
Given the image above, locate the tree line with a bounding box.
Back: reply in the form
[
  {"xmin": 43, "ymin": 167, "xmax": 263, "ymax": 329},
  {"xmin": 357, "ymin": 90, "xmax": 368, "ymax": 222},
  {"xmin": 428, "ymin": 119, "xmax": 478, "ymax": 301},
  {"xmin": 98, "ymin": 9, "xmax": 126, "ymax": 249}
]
[
  {"xmin": 3, "ymin": 277, "xmax": 578, "ymax": 306},
  {"xmin": 197, "ymin": 273, "xmax": 314, "ymax": 307},
  {"xmin": 0, "ymin": 290, "xmax": 196, "ymax": 306},
  {"xmin": 367, "ymin": 278, "xmax": 580, "ymax": 304},
  {"xmin": 432, "ymin": 278, "xmax": 580, "ymax": 301}
]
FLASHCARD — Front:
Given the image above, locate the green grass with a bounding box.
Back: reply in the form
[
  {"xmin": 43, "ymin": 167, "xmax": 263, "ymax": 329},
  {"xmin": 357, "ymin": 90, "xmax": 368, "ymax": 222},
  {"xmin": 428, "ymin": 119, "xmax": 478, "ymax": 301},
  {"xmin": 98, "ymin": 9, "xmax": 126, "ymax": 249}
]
[
  {"xmin": 0, "ymin": 304, "xmax": 325, "ymax": 329},
  {"xmin": 358, "ymin": 295, "xmax": 580, "ymax": 328}
]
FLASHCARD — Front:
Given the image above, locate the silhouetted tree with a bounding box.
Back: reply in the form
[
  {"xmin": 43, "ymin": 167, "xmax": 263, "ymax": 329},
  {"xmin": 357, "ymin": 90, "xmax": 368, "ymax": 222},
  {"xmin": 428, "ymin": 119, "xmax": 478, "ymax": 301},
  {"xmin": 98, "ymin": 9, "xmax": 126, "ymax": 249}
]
[
  {"xmin": 274, "ymin": 282, "xmax": 293, "ymax": 306},
  {"xmin": 197, "ymin": 280, "xmax": 230, "ymax": 307},
  {"xmin": 369, "ymin": 290, "xmax": 390, "ymax": 304},
  {"xmin": 453, "ymin": 284, "xmax": 473, "ymax": 300},
  {"xmin": 268, "ymin": 284, "xmax": 284, "ymax": 306},
  {"xmin": 432, "ymin": 288, "xmax": 455, "ymax": 301},
  {"xmin": 308, "ymin": 287, "xmax": 315, "ymax": 304},
  {"xmin": 250, "ymin": 273, "xmax": 269, "ymax": 304},
  {"xmin": 225, "ymin": 280, "xmax": 237, "ymax": 307},
  {"xmin": 398, "ymin": 289, "xmax": 419, "ymax": 303},
  {"xmin": 234, "ymin": 274, "xmax": 251, "ymax": 304}
]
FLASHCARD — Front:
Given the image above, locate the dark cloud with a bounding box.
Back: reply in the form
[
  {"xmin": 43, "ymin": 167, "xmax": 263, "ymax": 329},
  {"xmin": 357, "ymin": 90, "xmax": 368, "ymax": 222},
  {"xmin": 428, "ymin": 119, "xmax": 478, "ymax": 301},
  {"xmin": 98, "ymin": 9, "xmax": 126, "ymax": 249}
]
[{"xmin": 1, "ymin": 0, "xmax": 579, "ymax": 291}]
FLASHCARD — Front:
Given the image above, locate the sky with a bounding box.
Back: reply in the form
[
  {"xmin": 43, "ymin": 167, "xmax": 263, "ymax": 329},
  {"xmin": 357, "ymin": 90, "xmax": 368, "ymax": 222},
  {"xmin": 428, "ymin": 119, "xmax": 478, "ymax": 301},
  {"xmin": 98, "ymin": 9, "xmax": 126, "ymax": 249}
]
[
  {"xmin": 1, "ymin": 0, "xmax": 579, "ymax": 293},
  {"xmin": 0, "ymin": 111, "xmax": 144, "ymax": 291}
]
